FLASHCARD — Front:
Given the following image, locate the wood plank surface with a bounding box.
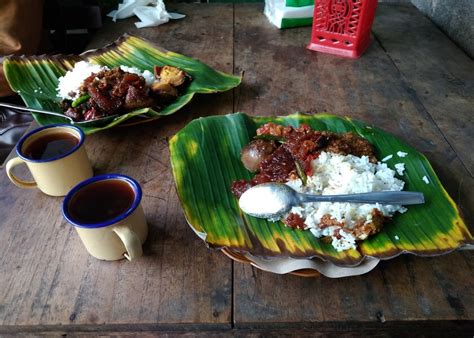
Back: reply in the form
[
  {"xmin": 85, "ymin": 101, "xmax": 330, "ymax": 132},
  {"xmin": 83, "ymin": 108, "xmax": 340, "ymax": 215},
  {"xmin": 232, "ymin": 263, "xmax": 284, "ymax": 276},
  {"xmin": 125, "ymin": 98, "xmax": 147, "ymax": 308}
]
[
  {"xmin": 0, "ymin": 4, "xmax": 234, "ymax": 333},
  {"xmin": 233, "ymin": 2, "xmax": 473, "ymax": 326},
  {"xmin": 372, "ymin": 4, "xmax": 474, "ymax": 226},
  {"xmin": 372, "ymin": 4, "xmax": 474, "ymax": 176},
  {"xmin": 0, "ymin": 2, "xmax": 473, "ymax": 335}
]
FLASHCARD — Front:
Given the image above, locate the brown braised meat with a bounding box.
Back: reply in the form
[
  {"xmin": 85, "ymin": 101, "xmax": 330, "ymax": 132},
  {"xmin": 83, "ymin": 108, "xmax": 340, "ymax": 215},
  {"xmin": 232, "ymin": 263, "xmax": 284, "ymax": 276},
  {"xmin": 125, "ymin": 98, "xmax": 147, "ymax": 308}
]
[
  {"xmin": 315, "ymin": 208, "xmax": 387, "ymax": 242},
  {"xmin": 325, "ymin": 132, "xmax": 377, "ymax": 163},
  {"xmin": 232, "ymin": 122, "xmax": 385, "ymax": 243},
  {"xmin": 63, "ymin": 66, "xmax": 190, "ymax": 122},
  {"xmin": 231, "ymin": 123, "xmax": 376, "ymax": 198},
  {"xmin": 284, "ymin": 213, "xmax": 306, "ymax": 230}
]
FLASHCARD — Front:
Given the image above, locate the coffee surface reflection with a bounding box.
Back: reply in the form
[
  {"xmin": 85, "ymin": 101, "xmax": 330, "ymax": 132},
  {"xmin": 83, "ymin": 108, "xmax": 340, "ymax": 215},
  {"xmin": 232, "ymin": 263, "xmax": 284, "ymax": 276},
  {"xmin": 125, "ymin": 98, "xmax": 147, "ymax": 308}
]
[
  {"xmin": 23, "ymin": 132, "xmax": 79, "ymax": 160},
  {"xmin": 68, "ymin": 179, "xmax": 135, "ymax": 224}
]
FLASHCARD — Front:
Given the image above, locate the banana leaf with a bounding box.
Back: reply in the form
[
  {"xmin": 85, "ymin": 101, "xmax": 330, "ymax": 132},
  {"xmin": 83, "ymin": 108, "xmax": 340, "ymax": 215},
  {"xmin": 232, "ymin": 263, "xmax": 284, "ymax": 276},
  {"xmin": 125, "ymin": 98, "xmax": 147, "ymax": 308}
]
[
  {"xmin": 169, "ymin": 113, "xmax": 473, "ymax": 266},
  {"xmin": 3, "ymin": 34, "xmax": 241, "ymax": 134}
]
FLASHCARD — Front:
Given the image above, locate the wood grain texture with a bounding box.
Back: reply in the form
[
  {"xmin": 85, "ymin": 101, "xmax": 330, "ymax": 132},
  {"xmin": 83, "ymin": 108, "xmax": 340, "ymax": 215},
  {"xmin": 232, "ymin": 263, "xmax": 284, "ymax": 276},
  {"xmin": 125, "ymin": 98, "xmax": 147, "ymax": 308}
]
[
  {"xmin": 0, "ymin": 2, "xmax": 473, "ymax": 334},
  {"xmin": 372, "ymin": 5, "xmax": 474, "ymax": 177},
  {"xmin": 370, "ymin": 3, "xmax": 474, "ymax": 229},
  {"xmin": 233, "ymin": 3, "xmax": 473, "ymax": 325},
  {"xmin": 0, "ymin": 4, "xmax": 233, "ymax": 332}
]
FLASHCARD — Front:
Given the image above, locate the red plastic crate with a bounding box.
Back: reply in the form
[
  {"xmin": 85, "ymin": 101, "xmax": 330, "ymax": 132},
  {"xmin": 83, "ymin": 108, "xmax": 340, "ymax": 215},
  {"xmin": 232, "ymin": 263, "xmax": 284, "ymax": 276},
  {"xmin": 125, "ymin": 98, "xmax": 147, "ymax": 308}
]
[{"xmin": 307, "ymin": 0, "xmax": 378, "ymax": 59}]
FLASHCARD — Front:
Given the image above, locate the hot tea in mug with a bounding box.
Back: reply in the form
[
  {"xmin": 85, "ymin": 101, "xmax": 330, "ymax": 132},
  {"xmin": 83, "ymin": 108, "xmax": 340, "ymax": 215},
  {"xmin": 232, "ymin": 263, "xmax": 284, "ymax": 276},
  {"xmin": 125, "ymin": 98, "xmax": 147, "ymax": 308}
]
[
  {"xmin": 6, "ymin": 124, "xmax": 93, "ymax": 196},
  {"xmin": 63, "ymin": 174, "xmax": 148, "ymax": 261},
  {"xmin": 22, "ymin": 131, "xmax": 80, "ymax": 160},
  {"xmin": 68, "ymin": 179, "xmax": 135, "ymax": 224}
]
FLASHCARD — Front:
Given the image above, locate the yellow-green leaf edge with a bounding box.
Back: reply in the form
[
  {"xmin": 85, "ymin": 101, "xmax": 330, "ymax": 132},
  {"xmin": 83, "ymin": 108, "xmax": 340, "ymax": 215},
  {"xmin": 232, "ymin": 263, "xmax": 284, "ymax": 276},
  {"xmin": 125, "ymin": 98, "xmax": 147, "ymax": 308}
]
[
  {"xmin": 4, "ymin": 34, "xmax": 241, "ymax": 134},
  {"xmin": 169, "ymin": 112, "xmax": 472, "ymax": 266}
]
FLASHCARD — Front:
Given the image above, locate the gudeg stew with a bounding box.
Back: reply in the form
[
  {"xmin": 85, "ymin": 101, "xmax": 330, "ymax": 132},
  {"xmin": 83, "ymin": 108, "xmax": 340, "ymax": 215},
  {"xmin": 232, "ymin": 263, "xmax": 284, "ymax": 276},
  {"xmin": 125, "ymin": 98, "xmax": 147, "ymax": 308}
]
[{"xmin": 59, "ymin": 62, "xmax": 191, "ymax": 122}]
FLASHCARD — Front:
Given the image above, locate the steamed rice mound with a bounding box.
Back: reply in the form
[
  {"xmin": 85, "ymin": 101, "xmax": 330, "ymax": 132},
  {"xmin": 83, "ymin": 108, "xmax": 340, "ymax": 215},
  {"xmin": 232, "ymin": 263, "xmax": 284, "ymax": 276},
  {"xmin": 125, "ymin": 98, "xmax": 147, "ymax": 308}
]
[
  {"xmin": 232, "ymin": 122, "xmax": 408, "ymax": 252},
  {"xmin": 286, "ymin": 151, "xmax": 406, "ymax": 251}
]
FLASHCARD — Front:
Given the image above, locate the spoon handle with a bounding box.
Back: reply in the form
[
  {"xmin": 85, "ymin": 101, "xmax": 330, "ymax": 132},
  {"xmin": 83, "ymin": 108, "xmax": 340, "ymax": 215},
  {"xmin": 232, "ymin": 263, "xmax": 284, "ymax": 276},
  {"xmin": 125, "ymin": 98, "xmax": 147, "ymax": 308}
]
[
  {"xmin": 0, "ymin": 102, "xmax": 74, "ymax": 122},
  {"xmin": 297, "ymin": 191, "xmax": 425, "ymax": 205}
]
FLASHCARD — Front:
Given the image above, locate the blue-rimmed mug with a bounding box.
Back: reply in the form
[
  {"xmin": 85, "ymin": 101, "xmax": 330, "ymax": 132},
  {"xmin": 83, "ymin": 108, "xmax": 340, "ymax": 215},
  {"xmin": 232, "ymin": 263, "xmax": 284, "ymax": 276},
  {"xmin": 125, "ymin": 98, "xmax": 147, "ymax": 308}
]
[
  {"xmin": 62, "ymin": 174, "xmax": 148, "ymax": 261},
  {"xmin": 6, "ymin": 124, "xmax": 93, "ymax": 196}
]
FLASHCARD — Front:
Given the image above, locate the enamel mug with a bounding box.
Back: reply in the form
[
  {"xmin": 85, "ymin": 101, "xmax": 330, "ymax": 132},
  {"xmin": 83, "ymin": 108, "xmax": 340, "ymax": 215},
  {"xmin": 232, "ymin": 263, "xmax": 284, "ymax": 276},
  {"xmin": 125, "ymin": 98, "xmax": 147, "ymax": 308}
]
[
  {"xmin": 62, "ymin": 174, "xmax": 148, "ymax": 261},
  {"xmin": 6, "ymin": 124, "xmax": 93, "ymax": 196}
]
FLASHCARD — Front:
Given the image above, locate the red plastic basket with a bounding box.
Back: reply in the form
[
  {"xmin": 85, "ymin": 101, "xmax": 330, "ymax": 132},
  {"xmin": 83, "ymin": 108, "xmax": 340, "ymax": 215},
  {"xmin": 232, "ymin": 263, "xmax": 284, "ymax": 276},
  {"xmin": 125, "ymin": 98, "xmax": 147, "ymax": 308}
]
[{"xmin": 307, "ymin": 0, "xmax": 378, "ymax": 59}]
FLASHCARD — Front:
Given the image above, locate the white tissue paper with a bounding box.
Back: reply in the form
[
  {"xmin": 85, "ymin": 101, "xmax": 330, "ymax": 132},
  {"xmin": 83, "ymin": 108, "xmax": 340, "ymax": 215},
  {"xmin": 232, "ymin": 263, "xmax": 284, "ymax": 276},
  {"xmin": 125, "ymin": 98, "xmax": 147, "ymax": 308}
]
[{"xmin": 108, "ymin": 0, "xmax": 185, "ymax": 28}]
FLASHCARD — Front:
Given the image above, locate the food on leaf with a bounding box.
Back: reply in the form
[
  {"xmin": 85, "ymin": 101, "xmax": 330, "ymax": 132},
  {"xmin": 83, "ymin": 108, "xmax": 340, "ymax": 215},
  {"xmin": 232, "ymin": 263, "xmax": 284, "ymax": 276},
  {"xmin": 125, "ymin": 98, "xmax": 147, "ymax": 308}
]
[
  {"xmin": 57, "ymin": 61, "xmax": 191, "ymax": 122},
  {"xmin": 232, "ymin": 122, "xmax": 408, "ymax": 251},
  {"xmin": 240, "ymin": 139, "xmax": 277, "ymax": 172},
  {"xmin": 156, "ymin": 65, "xmax": 188, "ymax": 86},
  {"xmin": 150, "ymin": 82, "xmax": 178, "ymax": 100}
]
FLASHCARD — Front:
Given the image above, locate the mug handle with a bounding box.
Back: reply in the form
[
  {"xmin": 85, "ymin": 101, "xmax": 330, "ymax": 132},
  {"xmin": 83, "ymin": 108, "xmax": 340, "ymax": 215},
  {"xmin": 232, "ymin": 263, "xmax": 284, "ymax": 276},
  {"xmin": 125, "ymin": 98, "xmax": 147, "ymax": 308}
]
[
  {"xmin": 113, "ymin": 225, "xmax": 143, "ymax": 261},
  {"xmin": 6, "ymin": 157, "xmax": 37, "ymax": 189}
]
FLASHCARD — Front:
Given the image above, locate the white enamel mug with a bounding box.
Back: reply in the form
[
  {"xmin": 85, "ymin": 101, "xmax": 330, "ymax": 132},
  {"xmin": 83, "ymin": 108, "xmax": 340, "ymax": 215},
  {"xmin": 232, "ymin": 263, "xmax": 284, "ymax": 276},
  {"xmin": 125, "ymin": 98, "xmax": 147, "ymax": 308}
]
[
  {"xmin": 62, "ymin": 174, "xmax": 148, "ymax": 261},
  {"xmin": 6, "ymin": 124, "xmax": 93, "ymax": 196}
]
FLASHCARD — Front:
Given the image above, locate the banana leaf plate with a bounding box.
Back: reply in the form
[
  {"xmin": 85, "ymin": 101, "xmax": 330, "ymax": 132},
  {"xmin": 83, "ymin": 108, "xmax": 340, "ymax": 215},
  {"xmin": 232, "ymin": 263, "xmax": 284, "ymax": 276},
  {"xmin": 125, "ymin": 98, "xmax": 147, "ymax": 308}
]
[
  {"xmin": 3, "ymin": 34, "xmax": 241, "ymax": 134},
  {"xmin": 169, "ymin": 113, "xmax": 473, "ymax": 271}
]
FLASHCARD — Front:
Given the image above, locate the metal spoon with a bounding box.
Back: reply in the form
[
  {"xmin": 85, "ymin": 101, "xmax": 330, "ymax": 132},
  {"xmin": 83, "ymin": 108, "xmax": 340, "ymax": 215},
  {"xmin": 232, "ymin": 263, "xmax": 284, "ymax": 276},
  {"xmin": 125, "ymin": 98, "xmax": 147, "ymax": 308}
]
[
  {"xmin": 239, "ymin": 182, "xmax": 425, "ymax": 219},
  {"xmin": 0, "ymin": 102, "xmax": 118, "ymax": 125}
]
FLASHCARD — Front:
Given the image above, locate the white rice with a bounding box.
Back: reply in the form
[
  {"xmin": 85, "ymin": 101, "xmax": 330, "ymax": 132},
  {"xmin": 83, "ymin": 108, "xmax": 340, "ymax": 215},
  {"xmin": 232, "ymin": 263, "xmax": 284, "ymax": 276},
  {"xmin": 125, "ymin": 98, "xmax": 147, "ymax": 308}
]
[
  {"xmin": 381, "ymin": 154, "xmax": 393, "ymax": 162},
  {"xmin": 284, "ymin": 151, "xmax": 407, "ymax": 251},
  {"xmin": 394, "ymin": 163, "xmax": 405, "ymax": 176},
  {"xmin": 57, "ymin": 61, "xmax": 107, "ymax": 100},
  {"xmin": 57, "ymin": 61, "xmax": 155, "ymax": 100},
  {"xmin": 422, "ymin": 175, "xmax": 430, "ymax": 184},
  {"xmin": 397, "ymin": 151, "xmax": 408, "ymax": 157}
]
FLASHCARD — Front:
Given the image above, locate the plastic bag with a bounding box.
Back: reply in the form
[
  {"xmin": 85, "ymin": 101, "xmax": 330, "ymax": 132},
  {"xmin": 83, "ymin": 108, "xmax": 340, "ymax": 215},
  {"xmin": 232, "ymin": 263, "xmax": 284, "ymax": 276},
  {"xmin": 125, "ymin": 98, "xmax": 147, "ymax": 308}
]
[{"xmin": 264, "ymin": 0, "xmax": 314, "ymax": 29}]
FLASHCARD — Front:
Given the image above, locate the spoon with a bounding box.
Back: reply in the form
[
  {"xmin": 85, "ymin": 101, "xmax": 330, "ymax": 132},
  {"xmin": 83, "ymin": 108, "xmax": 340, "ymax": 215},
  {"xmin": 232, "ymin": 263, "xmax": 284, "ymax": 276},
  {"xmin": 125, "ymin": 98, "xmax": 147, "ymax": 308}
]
[
  {"xmin": 239, "ymin": 183, "xmax": 425, "ymax": 219},
  {"xmin": 0, "ymin": 102, "xmax": 118, "ymax": 125}
]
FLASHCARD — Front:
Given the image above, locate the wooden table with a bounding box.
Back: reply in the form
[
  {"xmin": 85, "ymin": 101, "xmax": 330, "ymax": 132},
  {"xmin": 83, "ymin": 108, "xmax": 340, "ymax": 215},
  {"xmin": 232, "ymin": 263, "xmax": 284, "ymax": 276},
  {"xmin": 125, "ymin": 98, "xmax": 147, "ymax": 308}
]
[{"xmin": 1, "ymin": 3, "xmax": 473, "ymax": 336}]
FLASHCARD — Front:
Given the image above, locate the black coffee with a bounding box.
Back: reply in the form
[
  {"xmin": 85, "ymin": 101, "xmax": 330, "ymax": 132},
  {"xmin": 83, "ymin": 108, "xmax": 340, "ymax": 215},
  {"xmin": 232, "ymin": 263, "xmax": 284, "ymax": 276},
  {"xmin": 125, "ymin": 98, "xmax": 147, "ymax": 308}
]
[
  {"xmin": 69, "ymin": 179, "xmax": 135, "ymax": 224},
  {"xmin": 23, "ymin": 131, "xmax": 79, "ymax": 160}
]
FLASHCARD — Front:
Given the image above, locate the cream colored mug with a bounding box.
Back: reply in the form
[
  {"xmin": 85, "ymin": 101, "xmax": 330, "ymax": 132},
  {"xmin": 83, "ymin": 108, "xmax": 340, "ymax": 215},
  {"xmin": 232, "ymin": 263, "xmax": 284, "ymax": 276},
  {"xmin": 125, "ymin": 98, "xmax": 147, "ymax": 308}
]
[
  {"xmin": 62, "ymin": 174, "xmax": 148, "ymax": 261},
  {"xmin": 6, "ymin": 124, "xmax": 93, "ymax": 196}
]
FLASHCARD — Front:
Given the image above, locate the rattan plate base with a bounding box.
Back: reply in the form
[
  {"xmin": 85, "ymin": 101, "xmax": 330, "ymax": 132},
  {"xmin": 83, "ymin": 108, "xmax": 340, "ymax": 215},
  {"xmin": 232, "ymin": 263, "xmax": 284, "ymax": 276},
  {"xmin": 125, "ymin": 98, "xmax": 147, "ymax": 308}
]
[{"xmin": 220, "ymin": 248, "xmax": 321, "ymax": 277}]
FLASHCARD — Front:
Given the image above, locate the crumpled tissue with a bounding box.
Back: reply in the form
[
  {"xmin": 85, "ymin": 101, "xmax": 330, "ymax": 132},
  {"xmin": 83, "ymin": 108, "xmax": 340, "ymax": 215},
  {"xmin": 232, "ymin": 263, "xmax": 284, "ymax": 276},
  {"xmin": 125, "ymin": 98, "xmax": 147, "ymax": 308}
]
[{"xmin": 108, "ymin": 0, "xmax": 185, "ymax": 29}]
